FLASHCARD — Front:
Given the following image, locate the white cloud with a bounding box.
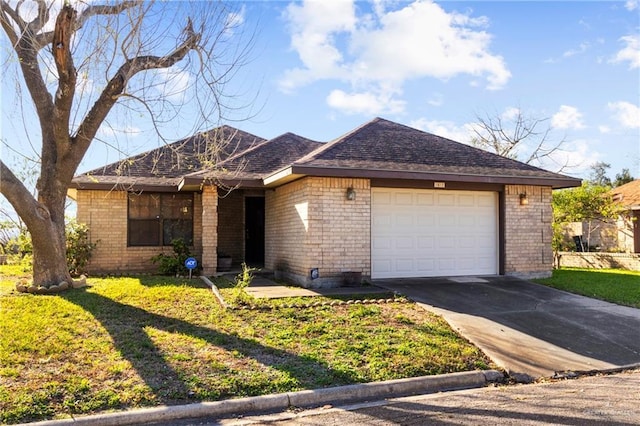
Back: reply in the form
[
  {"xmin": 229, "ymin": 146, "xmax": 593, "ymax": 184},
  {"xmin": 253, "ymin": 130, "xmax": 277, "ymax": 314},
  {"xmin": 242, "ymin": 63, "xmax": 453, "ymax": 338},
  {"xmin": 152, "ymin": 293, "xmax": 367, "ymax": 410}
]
[
  {"xmin": 598, "ymin": 125, "xmax": 611, "ymax": 134},
  {"xmin": 97, "ymin": 124, "xmax": 141, "ymax": 139},
  {"xmin": 611, "ymin": 34, "xmax": 640, "ymax": 69},
  {"xmin": 327, "ymin": 89, "xmax": 405, "ymax": 115},
  {"xmin": 563, "ymin": 42, "xmax": 590, "ymax": 58},
  {"xmin": 224, "ymin": 5, "xmax": 246, "ymax": 36},
  {"xmin": 625, "ymin": 0, "xmax": 638, "ymax": 11},
  {"xmin": 280, "ymin": 0, "xmax": 510, "ymax": 114},
  {"xmin": 540, "ymin": 139, "xmax": 600, "ymax": 175},
  {"xmin": 552, "ymin": 105, "xmax": 585, "ymax": 130},
  {"xmin": 501, "ymin": 106, "xmax": 521, "ymax": 121},
  {"xmin": 409, "ymin": 118, "xmax": 474, "ymax": 143},
  {"xmin": 154, "ymin": 67, "xmax": 192, "ymax": 104},
  {"xmin": 280, "ymin": 0, "xmax": 355, "ymax": 92},
  {"xmin": 608, "ymin": 101, "xmax": 640, "ymax": 129}
]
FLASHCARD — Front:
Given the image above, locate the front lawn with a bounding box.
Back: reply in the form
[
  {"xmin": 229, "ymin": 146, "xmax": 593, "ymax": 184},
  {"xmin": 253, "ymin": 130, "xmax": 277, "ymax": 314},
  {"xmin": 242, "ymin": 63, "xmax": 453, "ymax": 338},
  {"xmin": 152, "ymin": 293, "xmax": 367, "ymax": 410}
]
[
  {"xmin": 535, "ymin": 268, "xmax": 640, "ymax": 308},
  {"xmin": 0, "ymin": 268, "xmax": 492, "ymax": 424}
]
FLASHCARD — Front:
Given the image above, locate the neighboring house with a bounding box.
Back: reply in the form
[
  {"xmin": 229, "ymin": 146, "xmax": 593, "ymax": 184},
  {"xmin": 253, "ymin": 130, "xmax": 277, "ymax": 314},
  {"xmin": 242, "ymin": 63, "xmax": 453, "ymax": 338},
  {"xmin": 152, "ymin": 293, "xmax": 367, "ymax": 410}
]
[
  {"xmin": 611, "ymin": 180, "xmax": 640, "ymax": 253},
  {"xmin": 564, "ymin": 180, "xmax": 640, "ymax": 254},
  {"xmin": 68, "ymin": 118, "xmax": 581, "ymax": 286}
]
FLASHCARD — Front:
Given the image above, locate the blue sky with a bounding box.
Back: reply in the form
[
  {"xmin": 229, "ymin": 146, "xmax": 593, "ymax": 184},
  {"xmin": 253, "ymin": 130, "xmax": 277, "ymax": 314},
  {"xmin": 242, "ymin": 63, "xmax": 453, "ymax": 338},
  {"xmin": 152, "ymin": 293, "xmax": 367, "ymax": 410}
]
[{"xmin": 1, "ymin": 0, "xmax": 639, "ymax": 181}]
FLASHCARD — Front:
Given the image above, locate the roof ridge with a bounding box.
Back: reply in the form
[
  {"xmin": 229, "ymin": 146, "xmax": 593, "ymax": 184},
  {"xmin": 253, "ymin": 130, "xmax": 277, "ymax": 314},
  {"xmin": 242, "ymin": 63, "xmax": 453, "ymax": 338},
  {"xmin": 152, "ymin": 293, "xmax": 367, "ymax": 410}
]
[{"xmin": 294, "ymin": 117, "xmax": 385, "ymax": 164}]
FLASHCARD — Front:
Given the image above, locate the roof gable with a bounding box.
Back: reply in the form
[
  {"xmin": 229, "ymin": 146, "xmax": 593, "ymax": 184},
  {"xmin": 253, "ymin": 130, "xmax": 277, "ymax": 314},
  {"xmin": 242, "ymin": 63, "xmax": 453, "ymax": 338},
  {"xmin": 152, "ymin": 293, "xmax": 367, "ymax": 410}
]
[{"xmin": 72, "ymin": 126, "xmax": 265, "ymax": 189}]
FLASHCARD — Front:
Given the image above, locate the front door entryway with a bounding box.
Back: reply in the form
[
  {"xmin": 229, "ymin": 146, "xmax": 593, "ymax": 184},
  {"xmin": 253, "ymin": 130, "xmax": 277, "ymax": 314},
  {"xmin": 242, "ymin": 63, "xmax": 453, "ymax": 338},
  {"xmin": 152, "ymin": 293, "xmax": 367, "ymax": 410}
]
[{"xmin": 245, "ymin": 197, "xmax": 265, "ymax": 265}]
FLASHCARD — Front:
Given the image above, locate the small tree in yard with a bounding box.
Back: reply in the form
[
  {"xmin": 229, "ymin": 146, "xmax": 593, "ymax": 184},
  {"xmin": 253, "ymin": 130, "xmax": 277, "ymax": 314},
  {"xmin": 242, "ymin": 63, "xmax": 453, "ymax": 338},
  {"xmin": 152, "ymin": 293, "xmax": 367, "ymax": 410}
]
[
  {"xmin": 552, "ymin": 182, "xmax": 623, "ymax": 265},
  {"xmin": 0, "ymin": 1, "xmax": 252, "ymax": 292}
]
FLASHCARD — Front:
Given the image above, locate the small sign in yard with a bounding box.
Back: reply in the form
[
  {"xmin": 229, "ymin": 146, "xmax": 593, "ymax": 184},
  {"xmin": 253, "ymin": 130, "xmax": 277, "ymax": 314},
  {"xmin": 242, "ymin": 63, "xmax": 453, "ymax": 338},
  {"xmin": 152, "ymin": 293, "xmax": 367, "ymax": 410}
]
[{"xmin": 185, "ymin": 257, "xmax": 198, "ymax": 279}]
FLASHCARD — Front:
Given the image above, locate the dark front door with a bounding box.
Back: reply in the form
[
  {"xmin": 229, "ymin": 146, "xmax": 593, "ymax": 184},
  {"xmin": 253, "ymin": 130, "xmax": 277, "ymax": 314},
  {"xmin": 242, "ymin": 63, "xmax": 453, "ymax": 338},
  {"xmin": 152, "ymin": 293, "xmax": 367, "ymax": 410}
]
[
  {"xmin": 634, "ymin": 211, "xmax": 640, "ymax": 254},
  {"xmin": 245, "ymin": 197, "xmax": 265, "ymax": 265}
]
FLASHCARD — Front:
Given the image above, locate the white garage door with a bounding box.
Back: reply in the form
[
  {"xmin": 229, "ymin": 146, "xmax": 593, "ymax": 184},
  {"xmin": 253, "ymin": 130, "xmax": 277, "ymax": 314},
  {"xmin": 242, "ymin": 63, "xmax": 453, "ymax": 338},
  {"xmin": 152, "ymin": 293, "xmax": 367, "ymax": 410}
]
[{"xmin": 372, "ymin": 188, "xmax": 498, "ymax": 279}]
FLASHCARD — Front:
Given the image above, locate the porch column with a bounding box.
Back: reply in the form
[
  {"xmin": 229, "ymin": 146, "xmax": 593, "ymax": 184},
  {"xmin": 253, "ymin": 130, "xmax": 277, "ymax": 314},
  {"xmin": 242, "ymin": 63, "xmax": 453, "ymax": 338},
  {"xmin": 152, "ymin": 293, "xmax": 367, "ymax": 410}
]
[{"xmin": 201, "ymin": 186, "xmax": 218, "ymax": 275}]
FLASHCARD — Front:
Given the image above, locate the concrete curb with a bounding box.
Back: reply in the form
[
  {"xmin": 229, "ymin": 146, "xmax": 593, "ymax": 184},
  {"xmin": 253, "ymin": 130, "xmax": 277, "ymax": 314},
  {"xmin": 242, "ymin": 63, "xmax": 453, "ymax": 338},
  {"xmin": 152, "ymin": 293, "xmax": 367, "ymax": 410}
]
[{"xmin": 21, "ymin": 370, "xmax": 503, "ymax": 426}]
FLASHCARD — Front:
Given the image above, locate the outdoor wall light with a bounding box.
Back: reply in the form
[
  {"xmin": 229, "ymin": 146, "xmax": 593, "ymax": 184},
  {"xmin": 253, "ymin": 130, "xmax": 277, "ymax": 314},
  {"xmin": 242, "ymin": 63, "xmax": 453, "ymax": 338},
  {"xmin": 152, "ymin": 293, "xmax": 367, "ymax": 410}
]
[
  {"xmin": 346, "ymin": 187, "xmax": 356, "ymax": 201},
  {"xmin": 519, "ymin": 193, "xmax": 529, "ymax": 206}
]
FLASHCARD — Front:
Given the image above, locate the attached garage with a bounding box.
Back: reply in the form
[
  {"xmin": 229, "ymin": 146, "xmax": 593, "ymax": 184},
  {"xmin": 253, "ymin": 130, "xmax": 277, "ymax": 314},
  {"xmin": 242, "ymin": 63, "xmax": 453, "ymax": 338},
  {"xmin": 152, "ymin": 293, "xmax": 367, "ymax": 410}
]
[{"xmin": 371, "ymin": 188, "xmax": 498, "ymax": 279}]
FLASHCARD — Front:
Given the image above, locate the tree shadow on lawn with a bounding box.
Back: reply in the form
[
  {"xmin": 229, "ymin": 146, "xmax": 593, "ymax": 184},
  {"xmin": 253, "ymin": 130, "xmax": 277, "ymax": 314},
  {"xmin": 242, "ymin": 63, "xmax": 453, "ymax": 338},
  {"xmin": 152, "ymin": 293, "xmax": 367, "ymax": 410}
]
[{"xmin": 61, "ymin": 288, "xmax": 356, "ymax": 406}]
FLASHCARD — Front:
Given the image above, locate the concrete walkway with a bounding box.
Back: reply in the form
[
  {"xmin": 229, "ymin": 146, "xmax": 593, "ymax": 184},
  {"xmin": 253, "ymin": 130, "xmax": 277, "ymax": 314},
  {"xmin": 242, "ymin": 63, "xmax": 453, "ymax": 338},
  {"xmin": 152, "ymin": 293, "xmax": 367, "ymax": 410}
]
[
  {"xmin": 239, "ymin": 275, "xmax": 390, "ymax": 299},
  {"xmin": 375, "ymin": 276, "xmax": 640, "ymax": 380}
]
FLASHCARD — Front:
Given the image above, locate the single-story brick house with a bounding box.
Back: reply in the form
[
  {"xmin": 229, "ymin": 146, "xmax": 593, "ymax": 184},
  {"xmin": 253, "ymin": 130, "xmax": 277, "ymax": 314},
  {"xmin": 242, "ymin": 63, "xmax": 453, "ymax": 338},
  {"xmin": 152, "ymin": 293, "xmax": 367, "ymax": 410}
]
[{"xmin": 69, "ymin": 118, "xmax": 581, "ymax": 286}]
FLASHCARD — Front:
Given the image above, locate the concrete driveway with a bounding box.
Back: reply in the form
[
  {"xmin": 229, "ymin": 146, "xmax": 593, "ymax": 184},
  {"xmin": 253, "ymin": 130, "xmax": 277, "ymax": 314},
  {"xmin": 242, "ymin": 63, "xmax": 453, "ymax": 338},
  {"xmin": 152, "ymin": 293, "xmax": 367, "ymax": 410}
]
[{"xmin": 375, "ymin": 276, "xmax": 640, "ymax": 380}]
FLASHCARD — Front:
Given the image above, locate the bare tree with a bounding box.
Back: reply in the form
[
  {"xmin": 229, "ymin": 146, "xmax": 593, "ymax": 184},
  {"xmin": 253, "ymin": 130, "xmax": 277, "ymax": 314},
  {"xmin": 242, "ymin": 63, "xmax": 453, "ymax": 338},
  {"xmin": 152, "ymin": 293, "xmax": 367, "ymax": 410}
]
[
  {"xmin": 0, "ymin": 0, "xmax": 254, "ymax": 292},
  {"xmin": 469, "ymin": 108, "xmax": 571, "ymax": 172}
]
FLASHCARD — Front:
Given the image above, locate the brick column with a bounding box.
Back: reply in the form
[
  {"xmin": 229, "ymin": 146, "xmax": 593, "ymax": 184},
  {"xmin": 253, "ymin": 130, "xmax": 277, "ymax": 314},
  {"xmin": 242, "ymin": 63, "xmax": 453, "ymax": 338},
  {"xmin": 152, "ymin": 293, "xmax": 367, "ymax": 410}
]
[
  {"xmin": 504, "ymin": 185, "xmax": 553, "ymax": 278},
  {"xmin": 201, "ymin": 186, "xmax": 218, "ymax": 275}
]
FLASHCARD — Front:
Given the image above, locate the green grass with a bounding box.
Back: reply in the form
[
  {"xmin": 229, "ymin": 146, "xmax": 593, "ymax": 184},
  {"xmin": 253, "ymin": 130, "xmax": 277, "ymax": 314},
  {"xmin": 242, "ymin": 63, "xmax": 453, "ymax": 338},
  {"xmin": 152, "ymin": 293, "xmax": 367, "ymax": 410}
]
[
  {"xmin": 0, "ymin": 267, "xmax": 492, "ymax": 424},
  {"xmin": 535, "ymin": 268, "xmax": 640, "ymax": 308}
]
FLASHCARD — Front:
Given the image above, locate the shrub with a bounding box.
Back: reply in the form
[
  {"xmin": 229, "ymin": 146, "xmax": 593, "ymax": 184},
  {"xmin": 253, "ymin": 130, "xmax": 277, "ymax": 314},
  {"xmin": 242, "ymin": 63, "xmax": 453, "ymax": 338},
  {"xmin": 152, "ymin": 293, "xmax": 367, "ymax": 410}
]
[
  {"xmin": 151, "ymin": 238, "xmax": 197, "ymax": 276},
  {"xmin": 66, "ymin": 220, "xmax": 98, "ymax": 276},
  {"xmin": 229, "ymin": 263, "xmax": 257, "ymax": 305}
]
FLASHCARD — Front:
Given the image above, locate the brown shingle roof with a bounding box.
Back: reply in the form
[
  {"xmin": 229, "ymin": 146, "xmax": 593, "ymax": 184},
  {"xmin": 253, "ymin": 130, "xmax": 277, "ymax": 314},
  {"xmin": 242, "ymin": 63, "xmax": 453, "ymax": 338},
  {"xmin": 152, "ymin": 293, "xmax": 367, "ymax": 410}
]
[
  {"xmin": 186, "ymin": 133, "xmax": 323, "ymax": 183},
  {"xmin": 611, "ymin": 179, "xmax": 640, "ymax": 209},
  {"xmin": 281, "ymin": 117, "xmax": 581, "ymax": 188},
  {"xmin": 71, "ymin": 117, "xmax": 582, "ymax": 192},
  {"xmin": 71, "ymin": 126, "xmax": 265, "ymax": 189}
]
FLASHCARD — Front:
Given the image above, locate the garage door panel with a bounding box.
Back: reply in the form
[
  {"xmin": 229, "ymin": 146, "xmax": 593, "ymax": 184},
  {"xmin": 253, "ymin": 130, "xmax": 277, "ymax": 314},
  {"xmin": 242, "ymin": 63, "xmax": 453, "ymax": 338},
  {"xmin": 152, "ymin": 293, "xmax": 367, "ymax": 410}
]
[
  {"xmin": 477, "ymin": 194, "xmax": 496, "ymax": 207},
  {"xmin": 372, "ymin": 188, "xmax": 498, "ymax": 279},
  {"xmin": 458, "ymin": 215, "xmax": 476, "ymax": 227},
  {"xmin": 417, "ymin": 214, "xmax": 435, "ymax": 227},
  {"xmin": 372, "ymin": 237, "xmax": 392, "ymax": 250},
  {"xmin": 416, "ymin": 193, "xmax": 434, "ymax": 205},
  {"xmin": 396, "ymin": 214, "xmax": 414, "ymax": 227},
  {"xmin": 416, "ymin": 259, "xmax": 435, "ymax": 272},
  {"xmin": 395, "ymin": 192, "xmax": 413, "ymax": 205},
  {"xmin": 396, "ymin": 259, "xmax": 414, "ymax": 272},
  {"xmin": 417, "ymin": 237, "xmax": 435, "ymax": 249},
  {"xmin": 458, "ymin": 194, "xmax": 475, "ymax": 206},
  {"xmin": 395, "ymin": 237, "xmax": 414, "ymax": 249},
  {"xmin": 437, "ymin": 193, "xmax": 456, "ymax": 206},
  {"xmin": 373, "ymin": 191, "xmax": 392, "ymax": 205}
]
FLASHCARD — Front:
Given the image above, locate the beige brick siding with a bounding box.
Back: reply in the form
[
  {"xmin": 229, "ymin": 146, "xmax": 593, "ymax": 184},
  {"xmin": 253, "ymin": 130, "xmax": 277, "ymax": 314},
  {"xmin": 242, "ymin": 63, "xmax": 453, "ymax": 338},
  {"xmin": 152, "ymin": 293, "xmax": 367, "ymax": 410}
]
[
  {"xmin": 503, "ymin": 185, "xmax": 553, "ymax": 278},
  {"xmin": 266, "ymin": 177, "xmax": 370, "ymax": 287},
  {"xmin": 75, "ymin": 189, "xmax": 205, "ymax": 274}
]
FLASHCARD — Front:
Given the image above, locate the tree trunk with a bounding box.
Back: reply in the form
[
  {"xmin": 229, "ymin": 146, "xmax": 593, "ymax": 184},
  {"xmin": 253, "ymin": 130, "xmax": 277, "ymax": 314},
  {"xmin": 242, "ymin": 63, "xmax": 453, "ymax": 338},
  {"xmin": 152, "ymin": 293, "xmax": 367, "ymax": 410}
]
[
  {"xmin": 31, "ymin": 202, "xmax": 73, "ymax": 289},
  {"xmin": 2, "ymin": 160, "xmax": 78, "ymax": 293}
]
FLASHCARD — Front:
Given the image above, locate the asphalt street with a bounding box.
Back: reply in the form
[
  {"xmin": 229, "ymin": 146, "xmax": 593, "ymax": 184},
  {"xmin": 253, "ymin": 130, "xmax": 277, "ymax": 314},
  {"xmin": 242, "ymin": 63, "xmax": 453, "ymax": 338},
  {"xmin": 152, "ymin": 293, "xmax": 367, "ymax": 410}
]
[{"xmin": 210, "ymin": 369, "xmax": 640, "ymax": 426}]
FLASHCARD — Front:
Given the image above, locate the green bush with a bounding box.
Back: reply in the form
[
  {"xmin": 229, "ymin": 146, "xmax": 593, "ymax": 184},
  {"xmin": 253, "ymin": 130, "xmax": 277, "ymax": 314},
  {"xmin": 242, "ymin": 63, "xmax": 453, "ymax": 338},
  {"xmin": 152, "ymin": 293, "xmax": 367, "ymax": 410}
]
[
  {"xmin": 151, "ymin": 238, "xmax": 197, "ymax": 276},
  {"xmin": 66, "ymin": 220, "xmax": 97, "ymax": 276}
]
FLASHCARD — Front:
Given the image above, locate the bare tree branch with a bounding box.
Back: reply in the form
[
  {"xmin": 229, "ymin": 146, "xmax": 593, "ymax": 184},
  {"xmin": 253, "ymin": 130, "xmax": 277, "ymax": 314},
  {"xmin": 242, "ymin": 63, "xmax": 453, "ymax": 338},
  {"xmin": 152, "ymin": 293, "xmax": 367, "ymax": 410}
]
[
  {"xmin": 71, "ymin": 19, "xmax": 202, "ymax": 173},
  {"xmin": 470, "ymin": 108, "xmax": 569, "ymax": 172},
  {"xmin": 0, "ymin": 3, "xmax": 21, "ymax": 47},
  {"xmin": 26, "ymin": 0, "xmax": 49, "ymax": 36}
]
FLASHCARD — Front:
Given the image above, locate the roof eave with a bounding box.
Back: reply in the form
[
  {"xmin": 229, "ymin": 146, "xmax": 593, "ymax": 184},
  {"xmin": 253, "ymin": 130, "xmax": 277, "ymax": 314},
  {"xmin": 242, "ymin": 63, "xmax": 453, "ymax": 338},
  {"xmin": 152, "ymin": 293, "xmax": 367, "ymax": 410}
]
[
  {"xmin": 271, "ymin": 165, "xmax": 582, "ymax": 189},
  {"xmin": 69, "ymin": 180, "xmax": 181, "ymax": 193}
]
